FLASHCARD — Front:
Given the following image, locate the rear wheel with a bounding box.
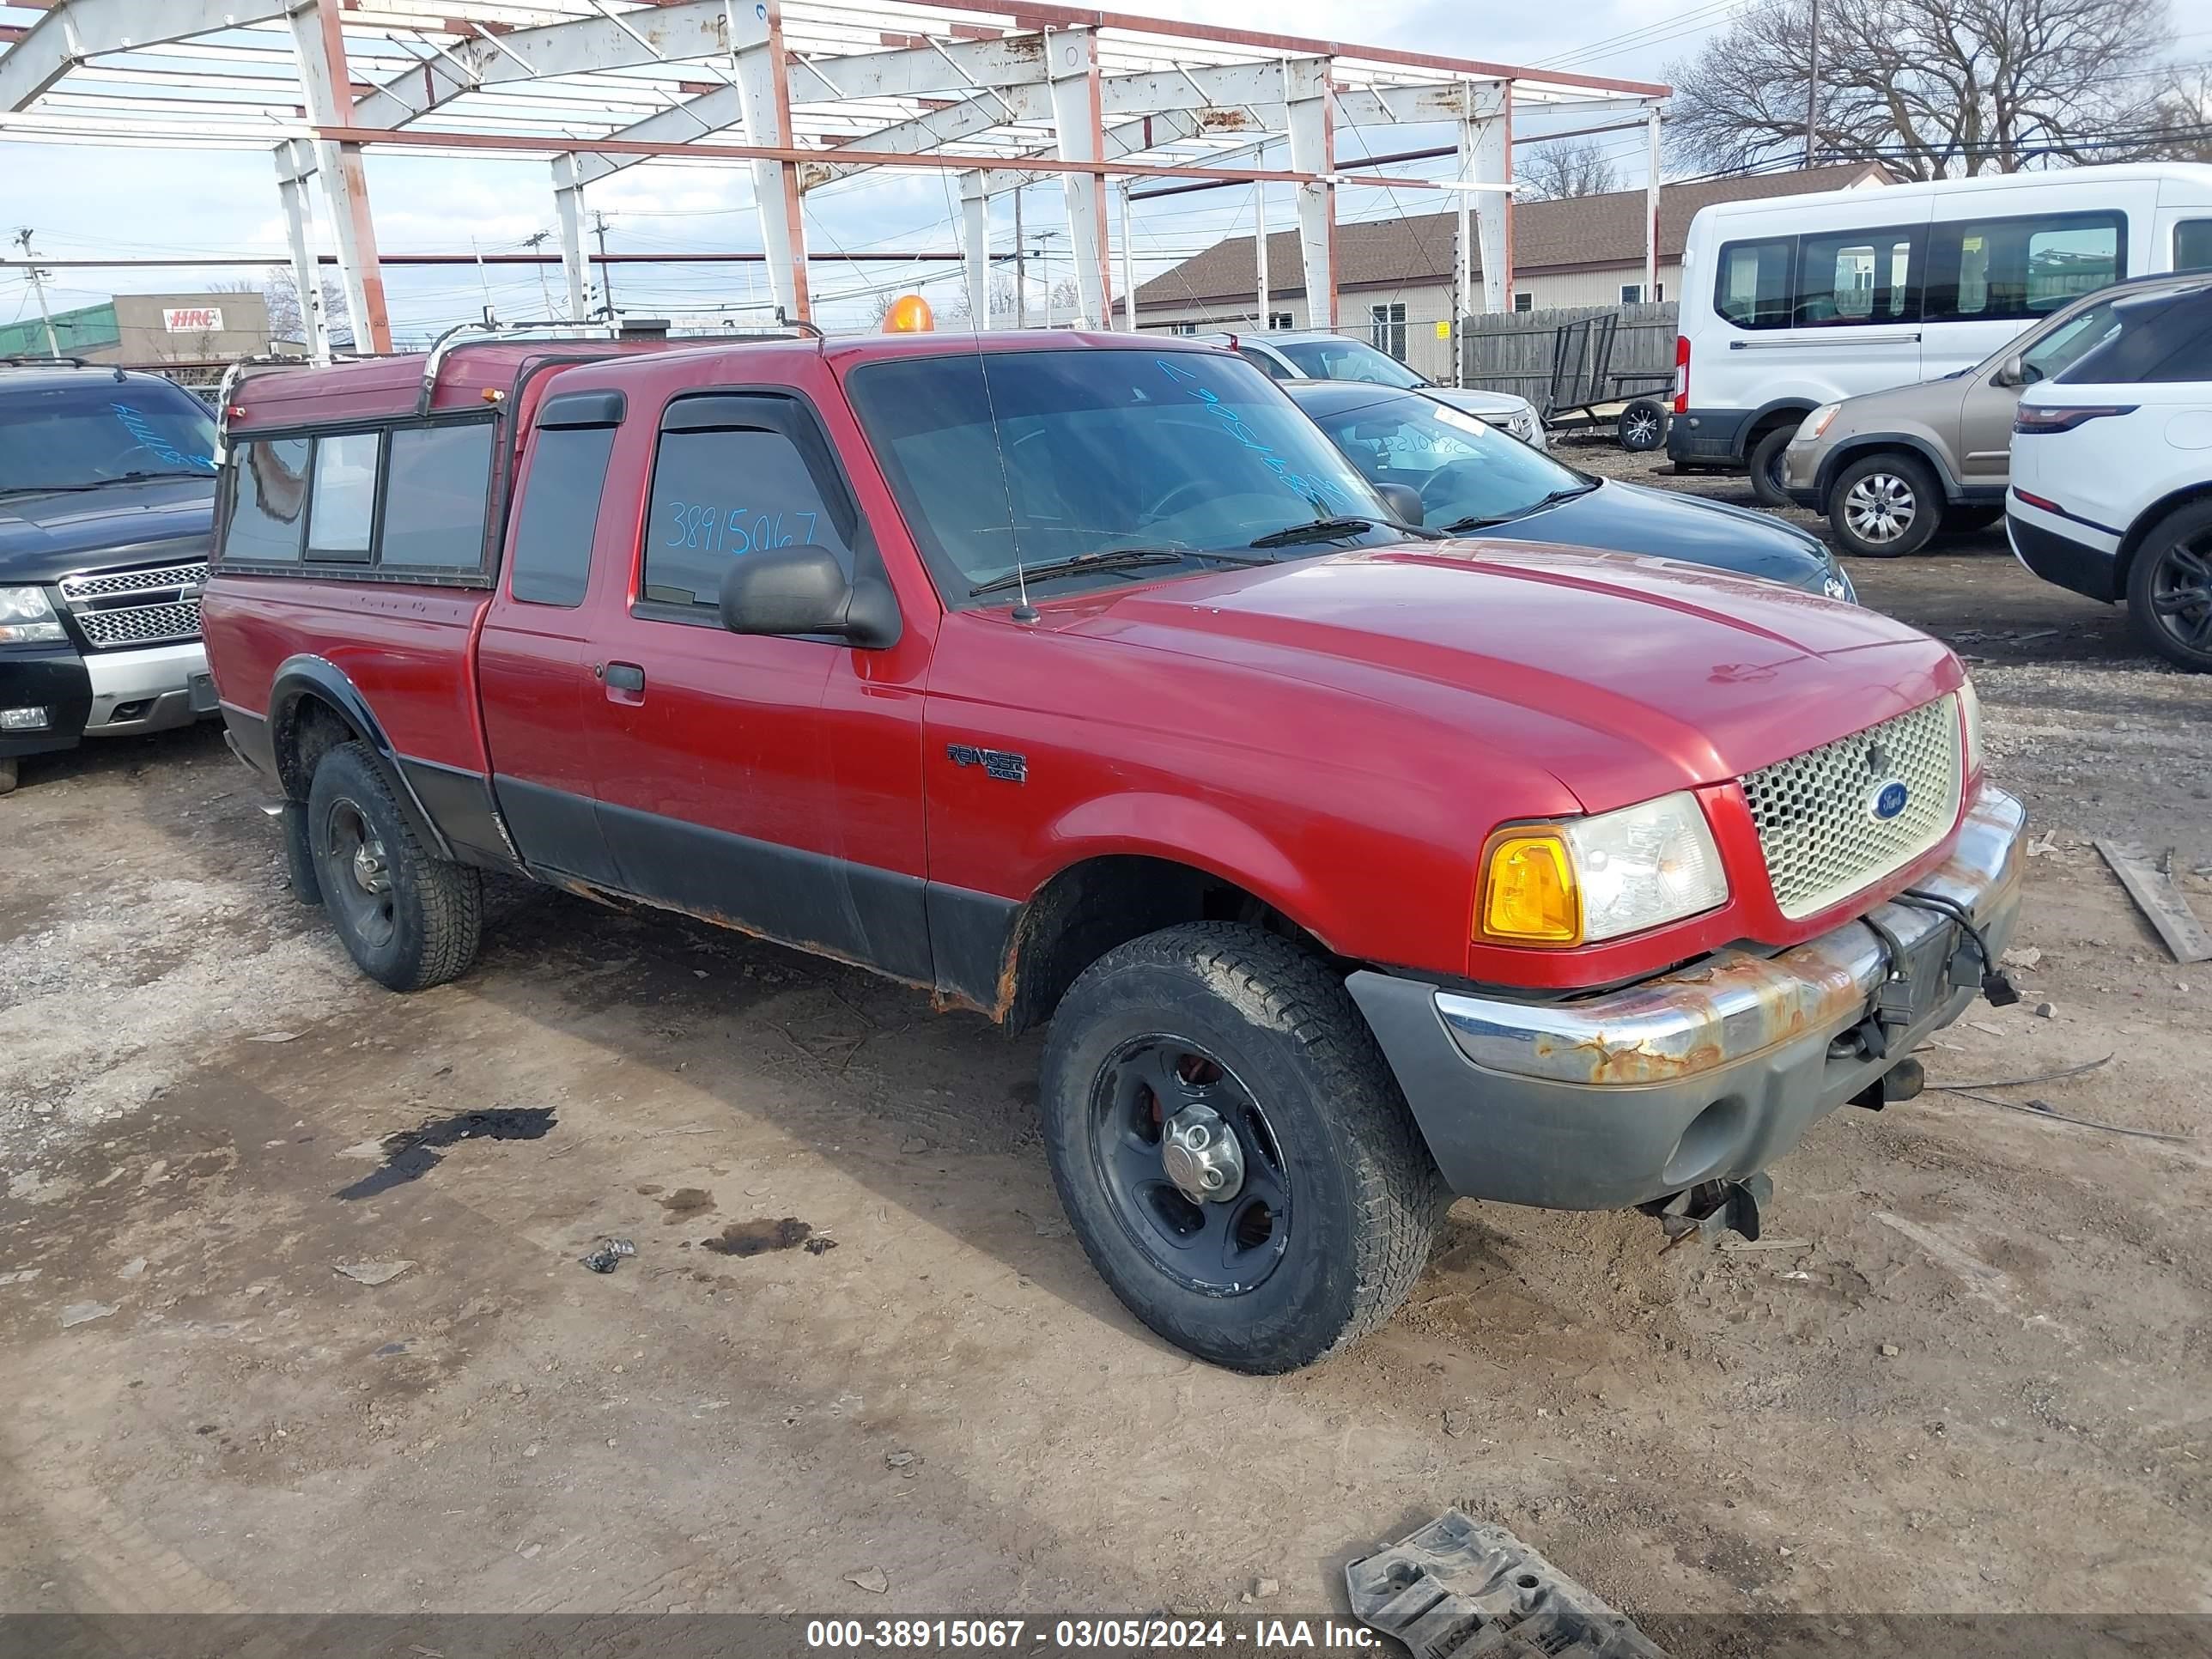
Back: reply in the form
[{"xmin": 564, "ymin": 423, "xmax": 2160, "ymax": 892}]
[
  {"xmin": 1617, "ymin": 399, "xmax": 1668, "ymax": 452},
  {"xmin": 307, "ymin": 741, "xmax": 482, "ymax": 991},
  {"xmin": 1038, "ymin": 922, "xmax": 1442, "ymax": 1373},
  {"xmin": 2126, "ymin": 501, "xmax": 2212, "ymax": 672},
  {"xmin": 1747, "ymin": 426, "xmax": 1796, "ymax": 507},
  {"xmin": 1829, "ymin": 452, "xmax": 1941, "ymax": 558}
]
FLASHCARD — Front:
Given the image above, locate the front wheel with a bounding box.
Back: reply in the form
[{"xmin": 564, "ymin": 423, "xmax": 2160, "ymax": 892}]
[
  {"xmin": 2126, "ymin": 501, "xmax": 2212, "ymax": 672},
  {"xmin": 1038, "ymin": 922, "xmax": 1442, "ymax": 1373},
  {"xmin": 1828, "ymin": 452, "xmax": 1941, "ymax": 558},
  {"xmin": 307, "ymin": 741, "xmax": 483, "ymax": 991}
]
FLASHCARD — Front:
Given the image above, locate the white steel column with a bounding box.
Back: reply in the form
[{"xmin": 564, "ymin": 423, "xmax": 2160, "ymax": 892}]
[
  {"xmin": 962, "ymin": 172, "xmax": 993, "ymax": 326},
  {"xmin": 1255, "ymin": 173, "xmax": 1270, "ymax": 327},
  {"xmin": 1465, "ymin": 81, "xmax": 1512, "ymax": 317},
  {"xmin": 724, "ymin": 0, "xmax": 811, "ymax": 322},
  {"xmin": 274, "ymin": 138, "xmax": 332, "ymax": 362},
  {"xmin": 1120, "ymin": 180, "xmax": 1138, "ymax": 330},
  {"xmin": 287, "ymin": 0, "xmax": 391, "ymax": 352},
  {"xmin": 1046, "ymin": 27, "xmax": 1111, "ymax": 326},
  {"xmin": 1644, "ymin": 106, "xmax": 1662, "ymax": 301},
  {"xmin": 552, "ymin": 154, "xmax": 592, "ymax": 320},
  {"xmin": 1285, "ymin": 64, "xmax": 1336, "ymax": 332}
]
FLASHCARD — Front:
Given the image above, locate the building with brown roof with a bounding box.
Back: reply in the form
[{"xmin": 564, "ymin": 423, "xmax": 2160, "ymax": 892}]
[{"xmin": 1133, "ymin": 162, "xmax": 1890, "ymax": 378}]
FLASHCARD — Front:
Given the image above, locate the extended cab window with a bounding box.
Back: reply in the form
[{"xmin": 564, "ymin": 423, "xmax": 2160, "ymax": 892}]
[
  {"xmin": 379, "ymin": 421, "xmax": 495, "ymax": 571},
  {"xmin": 509, "ymin": 420, "xmax": 617, "ymax": 607},
  {"xmin": 640, "ymin": 400, "xmax": 855, "ymax": 616},
  {"xmin": 222, "ymin": 437, "xmax": 311, "ymax": 563}
]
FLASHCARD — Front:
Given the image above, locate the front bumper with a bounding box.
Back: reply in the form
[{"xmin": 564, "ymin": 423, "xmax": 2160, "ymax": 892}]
[
  {"xmin": 1781, "ymin": 435, "xmax": 1827, "ymax": 506},
  {"xmin": 81, "ymin": 640, "xmax": 215, "ymax": 737},
  {"xmin": 1348, "ymin": 787, "xmax": 2026, "ymax": 1211},
  {"xmin": 0, "ymin": 645, "xmax": 95, "ymax": 759}
]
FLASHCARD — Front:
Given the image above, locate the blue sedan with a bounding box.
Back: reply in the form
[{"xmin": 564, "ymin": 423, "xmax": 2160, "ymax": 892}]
[{"xmin": 1283, "ymin": 380, "xmax": 1854, "ymax": 600}]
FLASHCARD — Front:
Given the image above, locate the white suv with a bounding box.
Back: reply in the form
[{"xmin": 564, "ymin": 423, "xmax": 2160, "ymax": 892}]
[
  {"xmin": 1192, "ymin": 330, "xmax": 1549, "ymax": 449},
  {"xmin": 2008, "ymin": 277, "xmax": 2212, "ymax": 671}
]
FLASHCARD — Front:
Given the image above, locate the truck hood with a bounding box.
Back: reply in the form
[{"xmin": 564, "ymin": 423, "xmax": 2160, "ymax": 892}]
[
  {"xmin": 1050, "ymin": 540, "xmax": 1958, "ymax": 813},
  {"xmin": 0, "ymin": 477, "xmax": 215, "ymax": 584}
]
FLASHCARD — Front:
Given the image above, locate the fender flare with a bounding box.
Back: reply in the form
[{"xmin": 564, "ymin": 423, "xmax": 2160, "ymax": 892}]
[
  {"xmin": 267, "ymin": 653, "xmax": 454, "ymax": 860},
  {"xmin": 1739, "ymin": 398, "xmax": 1820, "ymax": 459},
  {"xmin": 1814, "ymin": 433, "xmax": 1964, "ymax": 506}
]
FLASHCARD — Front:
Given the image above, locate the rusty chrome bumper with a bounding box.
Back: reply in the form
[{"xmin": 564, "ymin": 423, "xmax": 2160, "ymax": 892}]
[{"xmin": 1346, "ymin": 787, "xmax": 2025, "ymax": 1211}]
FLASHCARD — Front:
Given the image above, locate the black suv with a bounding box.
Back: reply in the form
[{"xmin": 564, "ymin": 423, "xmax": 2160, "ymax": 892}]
[{"xmin": 0, "ymin": 360, "xmax": 221, "ymax": 793}]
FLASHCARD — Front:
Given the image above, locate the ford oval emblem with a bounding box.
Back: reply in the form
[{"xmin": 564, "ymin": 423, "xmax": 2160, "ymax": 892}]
[{"xmin": 1869, "ymin": 779, "xmax": 1911, "ymax": 821}]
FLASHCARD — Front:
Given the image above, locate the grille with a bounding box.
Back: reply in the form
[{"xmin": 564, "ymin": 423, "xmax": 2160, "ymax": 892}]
[
  {"xmin": 1741, "ymin": 695, "xmax": 1962, "ymax": 921},
  {"xmin": 59, "ymin": 560, "xmax": 207, "ymax": 601},
  {"xmin": 58, "ymin": 559, "xmax": 206, "ymax": 649},
  {"xmin": 73, "ymin": 599, "xmax": 203, "ymax": 647}
]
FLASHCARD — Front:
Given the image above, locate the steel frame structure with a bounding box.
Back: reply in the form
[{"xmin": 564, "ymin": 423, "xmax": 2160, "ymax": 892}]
[{"xmin": 0, "ymin": 1, "xmax": 1668, "ymax": 356}]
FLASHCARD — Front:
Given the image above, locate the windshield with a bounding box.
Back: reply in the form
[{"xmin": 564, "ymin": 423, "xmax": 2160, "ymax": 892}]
[
  {"xmin": 0, "ymin": 380, "xmax": 218, "ymax": 495},
  {"xmin": 1275, "ymin": 337, "xmax": 1429, "ymax": 389},
  {"xmin": 2012, "ymin": 298, "xmax": 2125, "ymax": 384},
  {"xmin": 1303, "ymin": 390, "xmax": 1589, "ymax": 527},
  {"xmin": 845, "ymin": 347, "xmax": 1398, "ymax": 604}
]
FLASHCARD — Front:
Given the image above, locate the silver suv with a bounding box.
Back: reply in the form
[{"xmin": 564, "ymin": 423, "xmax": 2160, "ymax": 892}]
[
  {"xmin": 1191, "ymin": 329, "xmax": 1548, "ymax": 448},
  {"xmin": 1780, "ymin": 275, "xmax": 2197, "ymax": 558}
]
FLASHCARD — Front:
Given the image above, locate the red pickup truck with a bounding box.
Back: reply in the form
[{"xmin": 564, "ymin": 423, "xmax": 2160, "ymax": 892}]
[{"xmin": 203, "ymin": 326, "xmax": 2024, "ymax": 1373}]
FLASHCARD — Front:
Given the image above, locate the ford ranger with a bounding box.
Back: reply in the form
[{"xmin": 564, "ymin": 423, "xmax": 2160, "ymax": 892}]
[{"xmin": 202, "ymin": 325, "xmax": 2024, "ymax": 1373}]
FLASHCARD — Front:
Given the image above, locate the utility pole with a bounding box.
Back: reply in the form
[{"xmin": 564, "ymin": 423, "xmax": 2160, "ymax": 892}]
[
  {"xmin": 1805, "ymin": 0, "xmax": 1821, "ymax": 169},
  {"xmin": 13, "ymin": 228, "xmax": 60, "ymax": 357},
  {"xmin": 523, "ymin": 230, "xmax": 557, "ymax": 317},
  {"xmin": 1012, "ymin": 191, "xmax": 1026, "ymax": 329},
  {"xmin": 592, "ymin": 211, "xmax": 617, "ymax": 315}
]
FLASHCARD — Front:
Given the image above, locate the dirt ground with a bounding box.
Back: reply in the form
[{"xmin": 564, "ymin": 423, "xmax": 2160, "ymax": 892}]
[{"xmin": 3, "ymin": 457, "xmax": 2209, "ymax": 1630}]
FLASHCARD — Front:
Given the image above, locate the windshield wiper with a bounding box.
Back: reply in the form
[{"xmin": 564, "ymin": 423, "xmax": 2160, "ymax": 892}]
[
  {"xmin": 1438, "ymin": 483, "xmax": 1598, "ymax": 534},
  {"xmin": 1247, "ymin": 514, "xmax": 1384, "ymax": 549},
  {"xmin": 967, "ymin": 545, "xmax": 1267, "ymax": 599},
  {"xmin": 87, "ymin": 469, "xmax": 216, "ymax": 486}
]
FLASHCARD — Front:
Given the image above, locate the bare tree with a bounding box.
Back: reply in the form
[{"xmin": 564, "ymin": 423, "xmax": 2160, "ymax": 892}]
[
  {"xmin": 1667, "ymin": 0, "xmax": 2179, "ymax": 179},
  {"xmin": 1518, "ymin": 140, "xmax": 1621, "ymax": 201},
  {"xmin": 213, "ymin": 267, "xmax": 351, "ymax": 348}
]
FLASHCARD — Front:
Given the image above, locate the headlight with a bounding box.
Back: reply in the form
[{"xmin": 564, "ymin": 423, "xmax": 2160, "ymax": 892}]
[
  {"xmin": 0, "ymin": 586, "xmax": 65, "ymax": 645},
  {"xmin": 1823, "ymin": 565, "xmax": 1856, "ymax": 603},
  {"xmin": 1478, "ymin": 791, "xmax": 1730, "ymax": 947},
  {"xmin": 1958, "ymin": 680, "xmax": 1982, "ymax": 776},
  {"xmin": 1800, "ymin": 403, "xmax": 1842, "ymax": 441}
]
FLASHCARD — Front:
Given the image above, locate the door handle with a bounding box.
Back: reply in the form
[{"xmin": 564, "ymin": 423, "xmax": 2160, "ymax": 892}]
[{"xmin": 601, "ymin": 662, "xmax": 646, "ymax": 692}]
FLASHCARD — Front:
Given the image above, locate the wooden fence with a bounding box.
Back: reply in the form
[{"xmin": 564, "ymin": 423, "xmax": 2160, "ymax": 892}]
[{"xmin": 1454, "ymin": 301, "xmax": 1679, "ymax": 410}]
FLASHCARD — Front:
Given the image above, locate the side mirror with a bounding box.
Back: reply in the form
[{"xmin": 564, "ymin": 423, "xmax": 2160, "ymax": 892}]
[
  {"xmin": 1373, "ymin": 481, "xmax": 1425, "ymax": 527},
  {"xmin": 719, "ymin": 544, "xmax": 901, "ymax": 649},
  {"xmin": 1994, "ymin": 353, "xmax": 2028, "ymax": 388}
]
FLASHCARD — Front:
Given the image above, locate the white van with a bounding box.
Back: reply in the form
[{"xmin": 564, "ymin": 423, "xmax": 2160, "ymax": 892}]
[{"xmin": 1668, "ymin": 162, "xmax": 2212, "ymax": 501}]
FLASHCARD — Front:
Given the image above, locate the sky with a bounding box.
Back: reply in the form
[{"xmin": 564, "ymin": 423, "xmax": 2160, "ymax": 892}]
[{"xmin": 3, "ymin": 0, "xmax": 2209, "ymax": 343}]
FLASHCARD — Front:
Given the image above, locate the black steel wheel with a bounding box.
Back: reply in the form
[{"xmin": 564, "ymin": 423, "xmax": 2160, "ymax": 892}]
[
  {"xmin": 1090, "ymin": 1034, "xmax": 1291, "ymax": 1295},
  {"xmin": 2128, "ymin": 503, "xmax": 2212, "ymax": 672},
  {"xmin": 307, "ymin": 741, "xmax": 483, "ymax": 991},
  {"xmin": 1617, "ymin": 398, "xmax": 1668, "ymax": 452},
  {"xmin": 1038, "ymin": 921, "xmax": 1442, "ymax": 1373}
]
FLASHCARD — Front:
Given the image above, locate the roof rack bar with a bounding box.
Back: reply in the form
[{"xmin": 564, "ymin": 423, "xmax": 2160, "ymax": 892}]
[{"xmin": 416, "ymin": 318, "xmax": 626, "ymax": 416}]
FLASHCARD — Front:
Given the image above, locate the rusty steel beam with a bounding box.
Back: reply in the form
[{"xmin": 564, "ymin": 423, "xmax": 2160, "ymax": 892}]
[
  {"xmin": 887, "ymin": 0, "xmax": 1671, "ymax": 100},
  {"xmin": 309, "ymin": 123, "xmax": 1464, "ymax": 191}
]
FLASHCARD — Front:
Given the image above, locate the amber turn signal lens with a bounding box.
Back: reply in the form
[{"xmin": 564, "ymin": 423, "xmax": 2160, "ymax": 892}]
[{"xmin": 1479, "ymin": 832, "xmax": 1582, "ymax": 945}]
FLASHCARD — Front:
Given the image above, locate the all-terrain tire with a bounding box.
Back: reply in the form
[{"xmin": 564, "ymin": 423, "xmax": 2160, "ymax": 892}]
[
  {"xmin": 307, "ymin": 740, "xmax": 481, "ymax": 991},
  {"xmin": 1037, "ymin": 921, "xmax": 1443, "ymax": 1373}
]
